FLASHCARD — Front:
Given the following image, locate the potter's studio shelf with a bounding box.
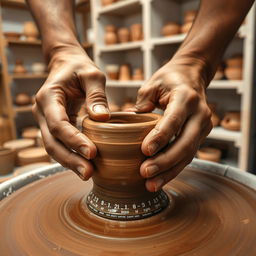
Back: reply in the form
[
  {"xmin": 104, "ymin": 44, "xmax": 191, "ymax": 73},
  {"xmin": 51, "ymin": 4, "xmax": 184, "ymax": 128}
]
[
  {"xmin": 208, "ymin": 80, "xmax": 243, "ymax": 93},
  {"xmin": 106, "ymin": 80, "xmax": 143, "ymax": 87},
  {"xmin": 99, "ymin": 41, "xmax": 143, "ymax": 52},
  {"xmin": 7, "ymin": 39, "xmax": 42, "ymax": 46},
  {"xmin": 14, "ymin": 105, "xmax": 32, "ymax": 114},
  {"xmin": 97, "ymin": 0, "xmax": 141, "ymax": 16},
  {"xmin": 11, "ymin": 73, "xmax": 48, "ymax": 80},
  {"xmin": 151, "ymin": 34, "xmax": 186, "ymax": 46},
  {"xmin": 207, "ymin": 127, "xmax": 241, "ymax": 148}
]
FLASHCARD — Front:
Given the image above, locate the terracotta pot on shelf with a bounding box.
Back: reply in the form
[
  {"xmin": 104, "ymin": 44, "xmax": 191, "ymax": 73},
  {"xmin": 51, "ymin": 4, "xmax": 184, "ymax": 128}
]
[
  {"xmin": 162, "ymin": 22, "xmax": 180, "ymax": 37},
  {"xmin": 226, "ymin": 54, "xmax": 243, "ymax": 68},
  {"xmin": 22, "ymin": 127, "xmax": 40, "ymax": 140},
  {"xmin": 119, "ymin": 64, "xmax": 131, "ymax": 81},
  {"xmin": 15, "ymin": 93, "xmax": 31, "ymax": 106},
  {"xmin": 105, "ymin": 64, "xmax": 119, "ymax": 80},
  {"xmin": 13, "ymin": 59, "xmax": 27, "ymax": 74},
  {"xmin": 208, "ymin": 103, "xmax": 220, "ymax": 127},
  {"xmin": 221, "ymin": 111, "xmax": 241, "ymax": 131},
  {"xmin": 183, "ymin": 10, "xmax": 197, "ymax": 24},
  {"xmin": 132, "ymin": 68, "xmax": 144, "ymax": 80},
  {"xmin": 197, "ymin": 147, "xmax": 222, "ymax": 163},
  {"xmin": 130, "ymin": 24, "xmax": 143, "ymax": 41},
  {"xmin": 181, "ymin": 22, "xmax": 193, "ymax": 34},
  {"xmin": 0, "ymin": 147, "xmax": 16, "ymax": 175},
  {"xmin": 101, "ymin": 0, "xmax": 116, "ymax": 6},
  {"xmin": 0, "ymin": 116, "xmax": 12, "ymax": 146},
  {"xmin": 104, "ymin": 25, "xmax": 118, "ymax": 45},
  {"xmin": 4, "ymin": 32, "xmax": 21, "ymax": 41},
  {"xmin": 31, "ymin": 62, "xmax": 46, "ymax": 74},
  {"xmin": 23, "ymin": 21, "xmax": 39, "ymax": 41},
  {"xmin": 118, "ymin": 27, "xmax": 130, "ymax": 43},
  {"xmin": 224, "ymin": 67, "xmax": 243, "ymax": 80}
]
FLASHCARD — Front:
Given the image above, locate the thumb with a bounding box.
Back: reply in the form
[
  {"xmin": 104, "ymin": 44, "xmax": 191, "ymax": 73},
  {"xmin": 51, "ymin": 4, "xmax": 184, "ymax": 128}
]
[{"xmin": 84, "ymin": 71, "xmax": 110, "ymax": 121}]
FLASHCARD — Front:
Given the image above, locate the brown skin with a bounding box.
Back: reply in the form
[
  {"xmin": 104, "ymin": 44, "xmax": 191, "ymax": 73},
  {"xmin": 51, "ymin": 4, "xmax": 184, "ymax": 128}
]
[{"xmin": 26, "ymin": 0, "xmax": 254, "ymax": 192}]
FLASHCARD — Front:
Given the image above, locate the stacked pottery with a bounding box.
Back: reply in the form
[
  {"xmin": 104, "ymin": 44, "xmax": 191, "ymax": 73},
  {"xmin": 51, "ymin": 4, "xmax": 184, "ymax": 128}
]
[
  {"xmin": 221, "ymin": 111, "xmax": 241, "ymax": 131},
  {"xmin": 0, "ymin": 147, "xmax": 16, "ymax": 175},
  {"xmin": 162, "ymin": 22, "xmax": 180, "ymax": 37},
  {"xmin": 15, "ymin": 93, "xmax": 31, "ymax": 106},
  {"xmin": 105, "ymin": 64, "xmax": 119, "ymax": 80},
  {"xmin": 13, "ymin": 59, "xmax": 27, "ymax": 74},
  {"xmin": 213, "ymin": 64, "xmax": 225, "ymax": 80},
  {"xmin": 130, "ymin": 24, "xmax": 143, "ymax": 41},
  {"xmin": 119, "ymin": 64, "xmax": 131, "ymax": 81},
  {"xmin": 117, "ymin": 27, "xmax": 130, "ymax": 43},
  {"xmin": 132, "ymin": 68, "xmax": 144, "ymax": 80},
  {"xmin": 31, "ymin": 62, "xmax": 46, "ymax": 74},
  {"xmin": 104, "ymin": 25, "xmax": 118, "ymax": 45},
  {"xmin": 22, "ymin": 126, "xmax": 40, "ymax": 140},
  {"xmin": 208, "ymin": 103, "xmax": 220, "ymax": 127},
  {"xmin": 181, "ymin": 10, "xmax": 197, "ymax": 34},
  {"xmin": 23, "ymin": 21, "xmax": 39, "ymax": 41},
  {"xmin": 224, "ymin": 54, "xmax": 243, "ymax": 80},
  {"xmin": 197, "ymin": 147, "xmax": 222, "ymax": 163}
]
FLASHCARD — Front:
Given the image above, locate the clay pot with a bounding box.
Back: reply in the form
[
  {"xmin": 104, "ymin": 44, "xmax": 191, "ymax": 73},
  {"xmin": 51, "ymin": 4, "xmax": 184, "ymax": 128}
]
[
  {"xmin": 117, "ymin": 27, "xmax": 130, "ymax": 43},
  {"xmin": 224, "ymin": 67, "xmax": 243, "ymax": 80},
  {"xmin": 208, "ymin": 103, "xmax": 220, "ymax": 127},
  {"xmin": 181, "ymin": 22, "xmax": 193, "ymax": 34},
  {"xmin": 17, "ymin": 147, "xmax": 50, "ymax": 166},
  {"xmin": 197, "ymin": 147, "xmax": 222, "ymax": 163},
  {"xmin": 119, "ymin": 64, "xmax": 131, "ymax": 81},
  {"xmin": 226, "ymin": 54, "xmax": 243, "ymax": 68},
  {"xmin": 130, "ymin": 24, "xmax": 143, "ymax": 41},
  {"xmin": 104, "ymin": 25, "xmax": 118, "ymax": 45},
  {"xmin": 132, "ymin": 68, "xmax": 144, "ymax": 80},
  {"xmin": 23, "ymin": 21, "xmax": 39, "ymax": 41},
  {"xmin": 162, "ymin": 22, "xmax": 180, "ymax": 37},
  {"xmin": 83, "ymin": 112, "xmax": 169, "ymax": 220},
  {"xmin": 184, "ymin": 10, "xmax": 197, "ymax": 24},
  {"xmin": 221, "ymin": 111, "xmax": 241, "ymax": 131},
  {"xmin": 4, "ymin": 32, "xmax": 21, "ymax": 40},
  {"xmin": 109, "ymin": 103, "xmax": 120, "ymax": 112},
  {"xmin": 31, "ymin": 62, "xmax": 46, "ymax": 74},
  {"xmin": 22, "ymin": 127, "xmax": 40, "ymax": 140},
  {"xmin": 0, "ymin": 116, "xmax": 12, "ymax": 146},
  {"xmin": 0, "ymin": 147, "xmax": 16, "ymax": 175},
  {"xmin": 105, "ymin": 64, "xmax": 119, "ymax": 80},
  {"xmin": 15, "ymin": 93, "xmax": 31, "ymax": 106},
  {"xmin": 13, "ymin": 59, "xmax": 27, "ymax": 74},
  {"xmin": 101, "ymin": 0, "xmax": 116, "ymax": 6}
]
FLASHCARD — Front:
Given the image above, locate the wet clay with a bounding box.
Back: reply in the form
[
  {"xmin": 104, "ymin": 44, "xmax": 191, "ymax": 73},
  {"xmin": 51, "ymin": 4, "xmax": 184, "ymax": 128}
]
[{"xmin": 0, "ymin": 167, "xmax": 256, "ymax": 255}]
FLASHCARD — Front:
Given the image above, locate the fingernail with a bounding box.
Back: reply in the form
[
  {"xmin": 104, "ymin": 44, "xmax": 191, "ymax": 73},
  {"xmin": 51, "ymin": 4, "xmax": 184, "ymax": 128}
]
[
  {"xmin": 145, "ymin": 165, "xmax": 159, "ymax": 177},
  {"xmin": 154, "ymin": 178, "xmax": 164, "ymax": 192},
  {"xmin": 77, "ymin": 166, "xmax": 88, "ymax": 180},
  {"xmin": 93, "ymin": 105, "xmax": 109, "ymax": 114},
  {"xmin": 148, "ymin": 142, "xmax": 159, "ymax": 155},
  {"xmin": 80, "ymin": 146, "xmax": 90, "ymax": 159}
]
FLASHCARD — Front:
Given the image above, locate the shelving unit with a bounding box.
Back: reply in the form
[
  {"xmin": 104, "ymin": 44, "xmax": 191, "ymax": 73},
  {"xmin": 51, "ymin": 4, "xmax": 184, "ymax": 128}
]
[
  {"xmin": 91, "ymin": 0, "xmax": 256, "ymax": 171},
  {"xmin": 0, "ymin": 0, "xmax": 92, "ymax": 140}
]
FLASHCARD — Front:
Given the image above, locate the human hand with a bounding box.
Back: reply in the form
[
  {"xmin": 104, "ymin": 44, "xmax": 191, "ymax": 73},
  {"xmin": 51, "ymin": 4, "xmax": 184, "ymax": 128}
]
[
  {"xmin": 33, "ymin": 45, "xmax": 110, "ymax": 180},
  {"xmin": 132, "ymin": 58, "xmax": 213, "ymax": 192}
]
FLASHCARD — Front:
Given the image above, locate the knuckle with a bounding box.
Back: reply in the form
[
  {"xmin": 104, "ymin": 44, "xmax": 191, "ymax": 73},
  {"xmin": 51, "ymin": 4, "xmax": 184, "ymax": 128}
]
[
  {"xmin": 48, "ymin": 123, "xmax": 61, "ymax": 136},
  {"xmin": 186, "ymin": 89, "xmax": 199, "ymax": 105},
  {"xmin": 44, "ymin": 144, "xmax": 55, "ymax": 156},
  {"xmin": 81, "ymin": 69, "xmax": 106, "ymax": 84}
]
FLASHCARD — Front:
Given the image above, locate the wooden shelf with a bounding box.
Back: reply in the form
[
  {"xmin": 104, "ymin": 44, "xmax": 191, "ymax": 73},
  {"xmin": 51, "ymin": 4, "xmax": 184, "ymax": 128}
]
[
  {"xmin": 14, "ymin": 105, "xmax": 33, "ymax": 114},
  {"xmin": 209, "ymin": 80, "xmax": 243, "ymax": 93},
  {"xmin": 151, "ymin": 34, "xmax": 186, "ymax": 46},
  {"xmin": 207, "ymin": 127, "xmax": 241, "ymax": 147},
  {"xmin": 7, "ymin": 39, "xmax": 42, "ymax": 46},
  {"xmin": 97, "ymin": 0, "xmax": 141, "ymax": 16},
  {"xmin": 11, "ymin": 73, "xmax": 48, "ymax": 79},
  {"xmin": 106, "ymin": 80, "xmax": 143, "ymax": 88},
  {"xmin": 99, "ymin": 41, "xmax": 143, "ymax": 52}
]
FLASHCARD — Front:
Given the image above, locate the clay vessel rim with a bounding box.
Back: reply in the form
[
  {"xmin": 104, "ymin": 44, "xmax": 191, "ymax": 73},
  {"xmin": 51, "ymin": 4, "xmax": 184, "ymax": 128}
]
[
  {"xmin": 0, "ymin": 147, "xmax": 15, "ymax": 155},
  {"xmin": 83, "ymin": 112, "xmax": 160, "ymax": 130}
]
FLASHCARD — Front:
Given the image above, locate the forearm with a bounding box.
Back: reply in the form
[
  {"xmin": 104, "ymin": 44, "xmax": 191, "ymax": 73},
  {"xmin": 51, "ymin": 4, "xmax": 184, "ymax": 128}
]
[
  {"xmin": 173, "ymin": 0, "xmax": 254, "ymax": 85},
  {"xmin": 26, "ymin": 0, "xmax": 80, "ymax": 61}
]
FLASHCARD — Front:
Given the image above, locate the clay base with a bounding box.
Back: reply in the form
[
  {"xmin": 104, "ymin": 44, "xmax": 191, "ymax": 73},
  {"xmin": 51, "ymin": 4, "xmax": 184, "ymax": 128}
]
[{"xmin": 0, "ymin": 167, "xmax": 256, "ymax": 255}]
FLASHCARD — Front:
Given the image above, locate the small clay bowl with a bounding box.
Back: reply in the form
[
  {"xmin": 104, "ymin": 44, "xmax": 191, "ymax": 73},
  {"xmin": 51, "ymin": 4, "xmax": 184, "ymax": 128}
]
[
  {"xmin": 15, "ymin": 93, "xmax": 31, "ymax": 106},
  {"xmin": 17, "ymin": 147, "xmax": 51, "ymax": 166},
  {"xmin": 226, "ymin": 55, "xmax": 243, "ymax": 68},
  {"xmin": 4, "ymin": 32, "xmax": 21, "ymax": 40},
  {"xmin": 224, "ymin": 67, "xmax": 243, "ymax": 80},
  {"xmin": 22, "ymin": 127, "xmax": 40, "ymax": 140},
  {"xmin": 197, "ymin": 147, "xmax": 222, "ymax": 163},
  {"xmin": 0, "ymin": 147, "xmax": 16, "ymax": 175},
  {"xmin": 221, "ymin": 111, "xmax": 241, "ymax": 131},
  {"xmin": 162, "ymin": 22, "xmax": 180, "ymax": 37}
]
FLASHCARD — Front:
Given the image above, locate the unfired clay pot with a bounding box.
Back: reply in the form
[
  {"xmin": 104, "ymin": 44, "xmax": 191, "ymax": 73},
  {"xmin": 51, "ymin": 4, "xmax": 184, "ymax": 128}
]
[
  {"xmin": 104, "ymin": 25, "xmax": 118, "ymax": 45},
  {"xmin": 132, "ymin": 68, "xmax": 144, "ymax": 80},
  {"xmin": 101, "ymin": 0, "xmax": 117, "ymax": 6},
  {"xmin": 224, "ymin": 67, "xmax": 243, "ymax": 80},
  {"xmin": 15, "ymin": 93, "xmax": 31, "ymax": 106},
  {"xmin": 184, "ymin": 10, "xmax": 197, "ymax": 24},
  {"xmin": 130, "ymin": 24, "xmax": 143, "ymax": 41},
  {"xmin": 221, "ymin": 111, "xmax": 241, "ymax": 131},
  {"xmin": 162, "ymin": 22, "xmax": 180, "ymax": 37},
  {"xmin": 197, "ymin": 147, "xmax": 222, "ymax": 163},
  {"xmin": 83, "ymin": 112, "xmax": 169, "ymax": 220},
  {"xmin": 0, "ymin": 147, "xmax": 15, "ymax": 175},
  {"xmin": 13, "ymin": 59, "xmax": 27, "ymax": 74},
  {"xmin": 118, "ymin": 27, "xmax": 130, "ymax": 43},
  {"xmin": 105, "ymin": 64, "xmax": 119, "ymax": 80},
  {"xmin": 23, "ymin": 21, "xmax": 39, "ymax": 41},
  {"xmin": 119, "ymin": 64, "xmax": 131, "ymax": 81},
  {"xmin": 181, "ymin": 22, "xmax": 193, "ymax": 34}
]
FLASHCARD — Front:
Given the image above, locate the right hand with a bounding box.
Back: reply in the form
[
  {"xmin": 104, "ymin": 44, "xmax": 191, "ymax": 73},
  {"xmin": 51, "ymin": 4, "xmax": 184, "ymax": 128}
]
[{"xmin": 33, "ymin": 45, "xmax": 110, "ymax": 180}]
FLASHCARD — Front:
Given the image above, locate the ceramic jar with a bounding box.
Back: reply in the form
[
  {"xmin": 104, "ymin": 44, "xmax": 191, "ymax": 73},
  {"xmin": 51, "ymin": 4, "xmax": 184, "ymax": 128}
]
[
  {"xmin": 101, "ymin": 0, "xmax": 116, "ymax": 6},
  {"xmin": 197, "ymin": 147, "xmax": 222, "ymax": 163},
  {"xmin": 119, "ymin": 64, "xmax": 131, "ymax": 81},
  {"xmin": 15, "ymin": 93, "xmax": 31, "ymax": 106},
  {"xmin": 184, "ymin": 10, "xmax": 197, "ymax": 24},
  {"xmin": 32, "ymin": 62, "xmax": 46, "ymax": 74},
  {"xmin": 0, "ymin": 116, "xmax": 12, "ymax": 146},
  {"xmin": 105, "ymin": 64, "xmax": 119, "ymax": 80},
  {"xmin": 117, "ymin": 27, "xmax": 130, "ymax": 43},
  {"xmin": 0, "ymin": 147, "xmax": 16, "ymax": 175},
  {"xmin": 13, "ymin": 59, "xmax": 27, "ymax": 74},
  {"xmin": 162, "ymin": 22, "xmax": 180, "ymax": 37},
  {"xmin": 132, "ymin": 68, "xmax": 144, "ymax": 80},
  {"xmin": 23, "ymin": 21, "xmax": 39, "ymax": 41},
  {"xmin": 221, "ymin": 111, "xmax": 241, "ymax": 131},
  {"xmin": 130, "ymin": 24, "xmax": 143, "ymax": 41},
  {"xmin": 104, "ymin": 25, "xmax": 118, "ymax": 45},
  {"xmin": 181, "ymin": 22, "xmax": 192, "ymax": 34},
  {"xmin": 208, "ymin": 103, "xmax": 220, "ymax": 127}
]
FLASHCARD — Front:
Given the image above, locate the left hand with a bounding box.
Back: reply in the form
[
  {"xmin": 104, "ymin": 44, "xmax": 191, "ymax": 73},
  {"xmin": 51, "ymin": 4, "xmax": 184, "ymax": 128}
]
[{"xmin": 131, "ymin": 58, "xmax": 213, "ymax": 192}]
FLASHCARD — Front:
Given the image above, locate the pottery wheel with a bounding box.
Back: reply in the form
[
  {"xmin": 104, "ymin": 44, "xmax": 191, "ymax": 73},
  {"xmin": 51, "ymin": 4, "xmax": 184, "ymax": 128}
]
[{"xmin": 0, "ymin": 167, "xmax": 256, "ymax": 255}]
